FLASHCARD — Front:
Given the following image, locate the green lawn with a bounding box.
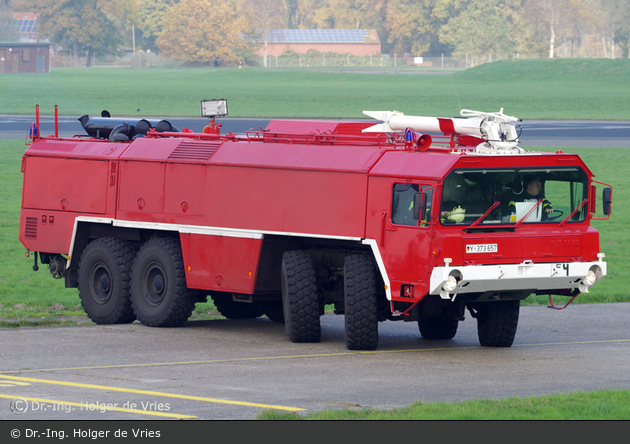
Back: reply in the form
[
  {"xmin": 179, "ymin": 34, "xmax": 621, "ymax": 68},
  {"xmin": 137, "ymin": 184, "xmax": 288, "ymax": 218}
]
[
  {"xmin": 0, "ymin": 59, "xmax": 629, "ymax": 119},
  {"xmin": 257, "ymin": 389, "xmax": 630, "ymax": 420}
]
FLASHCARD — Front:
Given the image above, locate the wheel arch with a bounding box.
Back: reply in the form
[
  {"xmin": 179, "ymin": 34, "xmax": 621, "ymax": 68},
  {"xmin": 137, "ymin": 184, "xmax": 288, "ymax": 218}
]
[
  {"xmin": 254, "ymin": 234, "xmax": 374, "ymax": 296},
  {"xmin": 67, "ymin": 218, "xmax": 176, "ymax": 287}
]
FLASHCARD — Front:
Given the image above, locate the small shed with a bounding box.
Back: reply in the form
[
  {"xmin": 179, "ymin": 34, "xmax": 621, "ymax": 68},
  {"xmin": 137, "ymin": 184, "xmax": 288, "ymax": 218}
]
[
  {"xmin": 0, "ymin": 42, "xmax": 51, "ymax": 73},
  {"xmin": 260, "ymin": 29, "xmax": 381, "ymax": 57}
]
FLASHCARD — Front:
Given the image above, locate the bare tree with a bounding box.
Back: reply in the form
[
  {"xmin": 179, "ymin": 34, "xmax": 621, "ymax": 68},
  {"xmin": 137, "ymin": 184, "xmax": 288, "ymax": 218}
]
[
  {"xmin": 524, "ymin": 0, "xmax": 605, "ymax": 58},
  {"xmin": 240, "ymin": 0, "xmax": 286, "ymax": 67},
  {"xmin": 604, "ymin": 0, "xmax": 630, "ymax": 58},
  {"xmin": 523, "ymin": 0, "xmax": 562, "ymax": 58}
]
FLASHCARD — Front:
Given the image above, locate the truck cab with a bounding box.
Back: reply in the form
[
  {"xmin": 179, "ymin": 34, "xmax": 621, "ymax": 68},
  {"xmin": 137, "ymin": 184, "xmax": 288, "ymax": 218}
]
[{"xmin": 366, "ymin": 150, "xmax": 608, "ymax": 347}]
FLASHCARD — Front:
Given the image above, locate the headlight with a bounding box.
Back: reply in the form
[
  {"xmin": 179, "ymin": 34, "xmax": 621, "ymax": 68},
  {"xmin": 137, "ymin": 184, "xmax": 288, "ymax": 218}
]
[
  {"xmin": 443, "ymin": 275, "xmax": 458, "ymax": 293},
  {"xmin": 582, "ymin": 270, "xmax": 597, "ymax": 287}
]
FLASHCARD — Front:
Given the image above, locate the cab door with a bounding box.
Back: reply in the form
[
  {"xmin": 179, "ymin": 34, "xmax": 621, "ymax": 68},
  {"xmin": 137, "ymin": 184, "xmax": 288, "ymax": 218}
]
[{"xmin": 365, "ymin": 177, "xmax": 437, "ymax": 301}]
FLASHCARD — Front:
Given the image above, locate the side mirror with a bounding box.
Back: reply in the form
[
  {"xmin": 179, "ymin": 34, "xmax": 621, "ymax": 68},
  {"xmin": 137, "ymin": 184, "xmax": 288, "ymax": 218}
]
[
  {"xmin": 603, "ymin": 187, "xmax": 612, "ymax": 216},
  {"xmin": 591, "ymin": 181, "xmax": 613, "ymax": 221}
]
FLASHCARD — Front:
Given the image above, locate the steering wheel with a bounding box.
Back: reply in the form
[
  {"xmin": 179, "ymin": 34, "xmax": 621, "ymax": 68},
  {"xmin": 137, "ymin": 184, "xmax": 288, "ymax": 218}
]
[{"xmin": 546, "ymin": 209, "xmax": 564, "ymax": 221}]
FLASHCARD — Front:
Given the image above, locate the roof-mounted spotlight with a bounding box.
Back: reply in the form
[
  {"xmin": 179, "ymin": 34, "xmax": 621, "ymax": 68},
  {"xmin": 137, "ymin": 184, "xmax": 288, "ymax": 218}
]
[{"xmin": 201, "ymin": 99, "xmax": 228, "ymax": 118}]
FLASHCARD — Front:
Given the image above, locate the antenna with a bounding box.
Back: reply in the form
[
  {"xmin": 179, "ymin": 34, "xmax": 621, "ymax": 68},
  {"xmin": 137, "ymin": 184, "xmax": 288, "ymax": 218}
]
[{"xmin": 449, "ymin": 74, "xmax": 462, "ymax": 111}]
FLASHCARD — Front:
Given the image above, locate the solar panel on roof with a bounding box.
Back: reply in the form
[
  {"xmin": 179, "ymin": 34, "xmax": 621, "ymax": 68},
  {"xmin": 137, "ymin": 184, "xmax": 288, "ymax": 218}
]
[
  {"xmin": 16, "ymin": 19, "xmax": 37, "ymax": 33},
  {"xmin": 265, "ymin": 29, "xmax": 370, "ymax": 43}
]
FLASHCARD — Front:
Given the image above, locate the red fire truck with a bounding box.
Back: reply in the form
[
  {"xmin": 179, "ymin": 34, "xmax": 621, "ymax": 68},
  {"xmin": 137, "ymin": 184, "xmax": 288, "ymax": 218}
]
[{"xmin": 19, "ymin": 101, "xmax": 611, "ymax": 350}]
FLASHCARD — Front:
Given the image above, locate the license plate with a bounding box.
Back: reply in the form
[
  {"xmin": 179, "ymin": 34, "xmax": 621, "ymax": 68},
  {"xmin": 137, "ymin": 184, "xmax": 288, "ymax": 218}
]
[{"xmin": 466, "ymin": 243, "xmax": 498, "ymax": 253}]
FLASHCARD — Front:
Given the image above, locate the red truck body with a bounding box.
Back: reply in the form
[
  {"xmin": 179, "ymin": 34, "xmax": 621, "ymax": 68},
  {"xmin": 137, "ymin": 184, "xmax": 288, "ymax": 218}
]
[{"xmin": 19, "ymin": 107, "xmax": 610, "ymax": 350}]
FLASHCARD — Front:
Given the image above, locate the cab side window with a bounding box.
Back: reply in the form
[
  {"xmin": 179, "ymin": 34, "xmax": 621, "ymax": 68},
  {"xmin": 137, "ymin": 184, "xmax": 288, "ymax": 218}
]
[{"xmin": 392, "ymin": 183, "xmax": 432, "ymax": 226}]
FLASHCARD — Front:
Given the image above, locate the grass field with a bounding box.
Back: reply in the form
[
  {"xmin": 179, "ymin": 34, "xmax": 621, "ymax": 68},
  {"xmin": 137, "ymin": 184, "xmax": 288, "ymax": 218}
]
[
  {"xmin": 256, "ymin": 389, "xmax": 630, "ymax": 420},
  {"xmin": 0, "ymin": 59, "xmax": 629, "ymax": 120}
]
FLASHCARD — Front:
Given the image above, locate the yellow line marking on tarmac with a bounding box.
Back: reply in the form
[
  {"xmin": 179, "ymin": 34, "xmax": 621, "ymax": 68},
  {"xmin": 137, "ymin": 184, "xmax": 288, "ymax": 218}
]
[
  {"xmin": 513, "ymin": 339, "xmax": 630, "ymax": 347},
  {"xmin": 2, "ymin": 338, "xmax": 629, "ymax": 375},
  {"xmin": 0, "ymin": 374, "xmax": 305, "ymax": 412},
  {"xmin": 0, "ymin": 394, "xmax": 196, "ymax": 419},
  {"xmin": 0, "ymin": 380, "xmax": 31, "ymax": 387}
]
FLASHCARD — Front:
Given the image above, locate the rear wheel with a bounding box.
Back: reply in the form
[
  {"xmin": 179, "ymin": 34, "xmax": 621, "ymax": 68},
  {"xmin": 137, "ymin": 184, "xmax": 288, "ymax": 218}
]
[
  {"xmin": 344, "ymin": 254, "xmax": 378, "ymax": 351},
  {"xmin": 130, "ymin": 238, "xmax": 196, "ymax": 327},
  {"xmin": 78, "ymin": 237, "xmax": 136, "ymax": 325},
  {"xmin": 418, "ymin": 316, "xmax": 459, "ymax": 340},
  {"xmin": 474, "ymin": 300, "xmax": 520, "ymax": 347},
  {"xmin": 281, "ymin": 250, "xmax": 321, "ymax": 343}
]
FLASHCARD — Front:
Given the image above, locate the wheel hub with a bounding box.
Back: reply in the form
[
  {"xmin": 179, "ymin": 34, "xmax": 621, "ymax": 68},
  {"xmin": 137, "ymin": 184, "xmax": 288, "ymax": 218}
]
[
  {"xmin": 144, "ymin": 263, "xmax": 167, "ymax": 305},
  {"xmin": 152, "ymin": 274, "xmax": 164, "ymax": 294},
  {"xmin": 99, "ymin": 273, "xmax": 111, "ymax": 294},
  {"xmin": 90, "ymin": 263, "xmax": 112, "ymax": 304}
]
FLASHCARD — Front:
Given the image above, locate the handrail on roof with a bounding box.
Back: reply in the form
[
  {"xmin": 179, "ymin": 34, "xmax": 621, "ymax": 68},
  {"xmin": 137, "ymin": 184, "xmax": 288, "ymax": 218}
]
[{"xmin": 139, "ymin": 128, "xmax": 478, "ymax": 152}]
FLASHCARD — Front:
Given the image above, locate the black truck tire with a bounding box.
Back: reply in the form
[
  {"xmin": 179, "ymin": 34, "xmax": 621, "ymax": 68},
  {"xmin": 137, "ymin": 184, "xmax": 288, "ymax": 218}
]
[
  {"xmin": 344, "ymin": 254, "xmax": 379, "ymax": 351},
  {"xmin": 418, "ymin": 316, "xmax": 459, "ymax": 340},
  {"xmin": 475, "ymin": 300, "xmax": 520, "ymax": 347},
  {"xmin": 130, "ymin": 237, "xmax": 196, "ymax": 327},
  {"xmin": 261, "ymin": 301, "xmax": 285, "ymax": 323},
  {"xmin": 78, "ymin": 237, "xmax": 136, "ymax": 325},
  {"xmin": 281, "ymin": 250, "xmax": 321, "ymax": 343},
  {"xmin": 212, "ymin": 294, "xmax": 264, "ymax": 319}
]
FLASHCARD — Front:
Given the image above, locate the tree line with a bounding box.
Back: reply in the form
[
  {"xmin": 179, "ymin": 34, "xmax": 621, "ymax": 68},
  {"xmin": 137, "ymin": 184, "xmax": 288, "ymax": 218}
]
[{"xmin": 6, "ymin": 0, "xmax": 630, "ymax": 67}]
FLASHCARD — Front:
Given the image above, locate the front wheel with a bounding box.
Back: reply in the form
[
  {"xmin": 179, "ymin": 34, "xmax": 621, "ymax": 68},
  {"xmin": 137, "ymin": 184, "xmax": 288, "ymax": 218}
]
[
  {"xmin": 473, "ymin": 300, "xmax": 520, "ymax": 347},
  {"xmin": 130, "ymin": 238, "xmax": 197, "ymax": 327}
]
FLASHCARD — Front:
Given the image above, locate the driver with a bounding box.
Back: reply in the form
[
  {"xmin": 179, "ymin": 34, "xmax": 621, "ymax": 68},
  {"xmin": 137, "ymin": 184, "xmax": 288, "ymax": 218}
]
[{"xmin": 507, "ymin": 177, "xmax": 553, "ymax": 217}]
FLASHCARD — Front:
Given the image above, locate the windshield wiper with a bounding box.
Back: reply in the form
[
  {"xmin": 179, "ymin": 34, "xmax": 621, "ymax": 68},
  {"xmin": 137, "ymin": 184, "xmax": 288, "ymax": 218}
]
[
  {"xmin": 469, "ymin": 201, "xmax": 501, "ymax": 228},
  {"xmin": 557, "ymin": 199, "xmax": 588, "ymax": 227}
]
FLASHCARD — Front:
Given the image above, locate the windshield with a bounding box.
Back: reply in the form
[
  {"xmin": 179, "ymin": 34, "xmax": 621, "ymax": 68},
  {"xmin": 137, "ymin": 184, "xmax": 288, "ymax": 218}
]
[{"xmin": 440, "ymin": 168, "xmax": 589, "ymax": 226}]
